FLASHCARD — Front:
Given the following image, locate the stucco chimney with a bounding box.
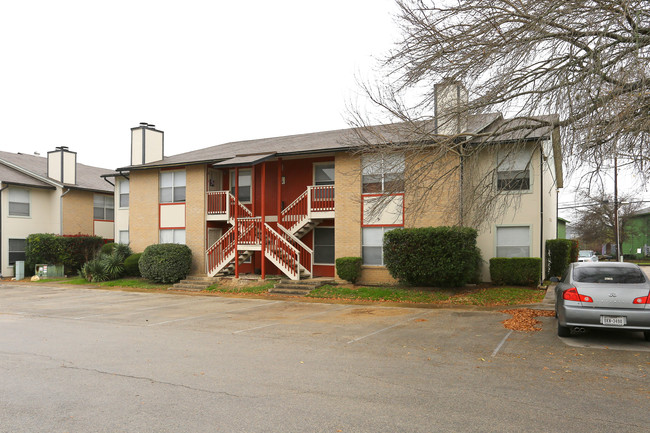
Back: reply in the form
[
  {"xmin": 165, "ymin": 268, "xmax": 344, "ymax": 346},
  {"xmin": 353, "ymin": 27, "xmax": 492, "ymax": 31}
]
[
  {"xmin": 434, "ymin": 80, "xmax": 469, "ymax": 136},
  {"xmin": 131, "ymin": 122, "xmax": 164, "ymax": 165},
  {"xmin": 47, "ymin": 146, "xmax": 77, "ymax": 184}
]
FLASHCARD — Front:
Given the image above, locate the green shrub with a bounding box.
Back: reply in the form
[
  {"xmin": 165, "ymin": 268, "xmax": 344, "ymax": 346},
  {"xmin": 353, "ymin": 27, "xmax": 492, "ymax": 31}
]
[
  {"xmin": 569, "ymin": 239, "xmax": 579, "ymax": 263},
  {"xmin": 336, "ymin": 257, "xmax": 362, "ymax": 284},
  {"xmin": 139, "ymin": 244, "xmax": 192, "ymax": 284},
  {"xmin": 103, "ymin": 251, "xmax": 126, "ymax": 280},
  {"xmin": 124, "ymin": 253, "xmax": 142, "ymax": 277},
  {"xmin": 26, "ymin": 233, "xmax": 103, "ymax": 276},
  {"xmin": 383, "ymin": 226, "xmax": 481, "ymax": 287},
  {"xmin": 490, "ymin": 258, "xmax": 541, "ymax": 286},
  {"xmin": 545, "ymin": 239, "xmax": 573, "ymax": 279},
  {"xmin": 112, "ymin": 243, "xmax": 133, "ymax": 262},
  {"xmin": 80, "ymin": 258, "xmax": 109, "ymax": 282},
  {"xmin": 100, "ymin": 242, "xmax": 116, "ymax": 256}
]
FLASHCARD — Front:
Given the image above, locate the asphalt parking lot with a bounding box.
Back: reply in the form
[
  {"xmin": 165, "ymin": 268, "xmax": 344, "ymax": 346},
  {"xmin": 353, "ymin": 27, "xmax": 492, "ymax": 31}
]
[{"xmin": 1, "ymin": 283, "xmax": 649, "ymax": 432}]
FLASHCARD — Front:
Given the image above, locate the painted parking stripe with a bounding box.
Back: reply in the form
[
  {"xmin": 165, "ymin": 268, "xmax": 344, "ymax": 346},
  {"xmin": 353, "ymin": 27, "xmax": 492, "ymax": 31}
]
[
  {"xmin": 232, "ymin": 304, "xmax": 351, "ymax": 334},
  {"xmin": 491, "ymin": 330, "xmax": 513, "ymax": 357},
  {"xmin": 147, "ymin": 300, "xmax": 282, "ymax": 326},
  {"xmin": 346, "ymin": 310, "xmax": 434, "ymax": 344}
]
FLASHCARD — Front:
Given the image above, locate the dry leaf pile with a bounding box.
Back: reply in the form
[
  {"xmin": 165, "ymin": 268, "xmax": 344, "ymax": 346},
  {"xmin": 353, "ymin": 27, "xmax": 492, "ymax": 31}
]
[{"xmin": 499, "ymin": 308, "xmax": 555, "ymax": 332}]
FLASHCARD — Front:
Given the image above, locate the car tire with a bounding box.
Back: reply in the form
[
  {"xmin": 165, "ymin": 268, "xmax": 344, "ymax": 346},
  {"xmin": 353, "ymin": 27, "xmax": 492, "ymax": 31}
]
[
  {"xmin": 557, "ymin": 322, "xmax": 571, "ymax": 337},
  {"xmin": 644, "ymin": 331, "xmax": 650, "ymax": 342}
]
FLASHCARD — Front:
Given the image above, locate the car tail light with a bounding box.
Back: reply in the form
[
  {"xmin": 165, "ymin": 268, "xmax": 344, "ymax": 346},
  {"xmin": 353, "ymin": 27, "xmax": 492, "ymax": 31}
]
[
  {"xmin": 563, "ymin": 287, "xmax": 593, "ymax": 303},
  {"xmin": 633, "ymin": 295, "xmax": 649, "ymax": 304}
]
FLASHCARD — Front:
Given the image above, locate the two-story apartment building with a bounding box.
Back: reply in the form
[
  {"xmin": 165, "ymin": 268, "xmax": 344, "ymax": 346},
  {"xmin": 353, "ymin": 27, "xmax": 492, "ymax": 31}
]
[
  {"xmin": 113, "ymin": 82, "xmax": 562, "ymax": 284},
  {"xmin": 0, "ymin": 147, "xmax": 114, "ymax": 277}
]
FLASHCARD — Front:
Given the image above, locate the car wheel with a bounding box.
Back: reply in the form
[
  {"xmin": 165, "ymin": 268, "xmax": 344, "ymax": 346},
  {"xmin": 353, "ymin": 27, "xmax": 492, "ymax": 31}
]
[
  {"xmin": 644, "ymin": 331, "xmax": 650, "ymax": 342},
  {"xmin": 557, "ymin": 322, "xmax": 571, "ymax": 337}
]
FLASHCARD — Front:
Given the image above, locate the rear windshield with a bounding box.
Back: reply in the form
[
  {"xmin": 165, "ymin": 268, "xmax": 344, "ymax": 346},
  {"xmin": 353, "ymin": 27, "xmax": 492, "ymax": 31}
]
[{"xmin": 573, "ymin": 267, "xmax": 647, "ymax": 284}]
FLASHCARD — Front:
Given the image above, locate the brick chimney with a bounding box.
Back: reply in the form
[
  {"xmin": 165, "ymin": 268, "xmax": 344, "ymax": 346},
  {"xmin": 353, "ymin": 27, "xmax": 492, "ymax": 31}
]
[{"xmin": 131, "ymin": 122, "xmax": 164, "ymax": 165}]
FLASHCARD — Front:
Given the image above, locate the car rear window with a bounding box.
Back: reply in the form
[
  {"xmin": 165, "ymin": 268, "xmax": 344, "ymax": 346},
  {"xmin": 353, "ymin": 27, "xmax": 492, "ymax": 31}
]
[{"xmin": 573, "ymin": 267, "xmax": 647, "ymax": 284}]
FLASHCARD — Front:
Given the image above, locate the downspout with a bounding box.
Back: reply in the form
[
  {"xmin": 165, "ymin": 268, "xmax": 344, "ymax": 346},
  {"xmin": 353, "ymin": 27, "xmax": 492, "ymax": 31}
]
[
  {"xmin": 539, "ymin": 141, "xmax": 540, "ymax": 284},
  {"xmin": 60, "ymin": 188, "xmax": 71, "ymax": 235},
  {"xmin": 0, "ymin": 184, "xmax": 9, "ymax": 277}
]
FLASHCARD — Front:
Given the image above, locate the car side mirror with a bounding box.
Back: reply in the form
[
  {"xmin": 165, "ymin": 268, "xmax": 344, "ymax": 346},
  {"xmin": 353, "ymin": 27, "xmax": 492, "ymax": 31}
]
[{"xmin": 549, "ymin": 276, "xmax": 560, "ymax": 283}]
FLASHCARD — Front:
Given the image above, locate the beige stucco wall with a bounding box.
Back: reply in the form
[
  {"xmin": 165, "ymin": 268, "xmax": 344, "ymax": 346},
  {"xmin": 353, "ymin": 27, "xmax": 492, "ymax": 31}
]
[
  {"xmin": 2, "ymin": 186, "xmax": 60, "ymax": 276},
  {"xmin": 129, "ymin": 170, "xmax": 160, "ymax": 253},
  {"xmin": 185, "ymin": 164, "xmax": 206, "ymax": 274},
  {"xmin": 62, "ymin": 189, "xmax": 94, "ymax": 235},
  {"xmin": 470, "ymin": 141, "xmax": 558, "ymax": 281}
]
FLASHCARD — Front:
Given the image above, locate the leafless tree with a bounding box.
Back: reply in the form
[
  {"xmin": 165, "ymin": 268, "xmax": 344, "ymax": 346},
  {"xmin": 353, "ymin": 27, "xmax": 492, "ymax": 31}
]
[{"xmin": 348, "ymin": 0, "xmax": 649, "ymax": 226}]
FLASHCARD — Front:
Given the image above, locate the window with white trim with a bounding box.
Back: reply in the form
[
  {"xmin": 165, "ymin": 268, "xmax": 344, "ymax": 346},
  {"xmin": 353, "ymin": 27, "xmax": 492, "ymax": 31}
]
[
  {"xmin": 119, "ymin": 230, "xmax": 129, "ymax": 245},
  {"xmin": 160, "ymin": 170, "xmax": 186, "ymax": 203},
  {"xmin": 8, "ymin": 239, "xmax": 26, "ymax": 265},
  {"xmin": 159, "ymin": 229, "xmax": 186, "ymax": 244},
  {"xmin": 362, "ymin": 226, "xmax": 397, "ymax": 265},
  {"xmin": 93, "ymin": 194, "xmax": 114, "ymax": 220},
  {"xmin": 119, "ymin": 179, "xmax": 129, "ymax": 208},
  {"xmin": 497, "ymin": 148, "xmax": 532, "ymax": 191},
  {"xmin": 362, "ymin": 153, "xmax": 405, "ymax": 193},
  {"xmin": 314, "ymin": 227, "xmax": 335, "ymax": 264},
  {"xmin": 496, "ymin": 226, "xmax": 530, "ymax": 257},
  {"xmin": 8, "ymin": 188, "xmax": 30, "ymax": 217},
  {"xmin": 229, "ymin": 169, "xmax": 252, "ymax": 203}
]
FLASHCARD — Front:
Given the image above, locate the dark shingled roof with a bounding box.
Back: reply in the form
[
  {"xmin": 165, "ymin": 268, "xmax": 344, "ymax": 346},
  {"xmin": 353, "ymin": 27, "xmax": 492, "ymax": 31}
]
[
  {"xmin": 117, "ymin": 112, "xmax": 557, "ymax": 171},
  {"xmin": 0, "ymin": 151, "xmax": 113, "ymax": 193}
]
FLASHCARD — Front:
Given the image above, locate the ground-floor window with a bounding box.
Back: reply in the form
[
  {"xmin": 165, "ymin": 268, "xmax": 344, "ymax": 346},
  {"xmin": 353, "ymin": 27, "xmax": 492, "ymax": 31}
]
[
  {"xmin": 362, "ymin": 226, "xmax": 397, "ymax": 265},
  {"xmin": 119, "ymin": 230, "xmax": 129, "ymax": 244},
  {"xmin": 9, "ymin": 239, "xmax": 26, "ymax": 265},
  {"xmin": 314, "ymin": 227, "xmax": 334, "ymax": 264},
  {"xmin": 160, "ymin": 229, "xmax": 186, "ymax": 244},
  {"xmin": 496, "ymin": 226, "xmax": 530, "ymax": 257}
]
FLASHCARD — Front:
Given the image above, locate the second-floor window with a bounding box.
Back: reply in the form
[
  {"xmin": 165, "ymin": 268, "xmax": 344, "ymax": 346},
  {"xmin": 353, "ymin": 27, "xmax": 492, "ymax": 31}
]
[
  {"xmin": 8, "ymin": 188, "xmax": 30, "ymax": 217},
  {"xmin": 94, "ymin": 194, "xmax": 114, "ymax": 220},
  {"xmin": 230, "ymin": 169, "xmax": 252, "ymax": 203},
  {"xmin": 362, "ymin": 153, "xmax": 405, "ymax": 194},
  {"xmin": 497, "ymin": 148, "xmax": 531, "ymax": 191},
  {"xmin": 314, "ymin": 163, "xmax": 335, "ymax": 186},
  {"xmin": 119, "ymin": 179, "xmax": 129, "ymax": 208},
  {"xmin": 160, "ymin": 170, "xmax": 186, "ymax": 203}
]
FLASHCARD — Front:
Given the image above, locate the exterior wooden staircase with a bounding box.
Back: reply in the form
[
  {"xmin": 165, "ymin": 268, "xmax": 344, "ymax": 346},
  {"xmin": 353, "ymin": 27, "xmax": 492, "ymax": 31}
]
[{"xmin": 205, "ymin": 186, "xmax": 334, "ymax": 281}]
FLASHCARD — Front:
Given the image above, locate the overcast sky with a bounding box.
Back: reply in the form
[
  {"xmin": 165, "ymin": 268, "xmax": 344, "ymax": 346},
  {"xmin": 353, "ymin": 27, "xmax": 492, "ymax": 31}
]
[
  {"xmin": 0, "ymin": 0, "xmax": 398, "ymax": 169},
  {"xmin": 1, "ymin": 0, "xmax": 646, "ymax": 217}
]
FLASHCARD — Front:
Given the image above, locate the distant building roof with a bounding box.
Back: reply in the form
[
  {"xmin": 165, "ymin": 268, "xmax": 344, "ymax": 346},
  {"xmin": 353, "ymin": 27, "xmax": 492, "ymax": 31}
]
[{"xmin": 0, "ymin": 151, "xmax": 113, "ymax": 193}]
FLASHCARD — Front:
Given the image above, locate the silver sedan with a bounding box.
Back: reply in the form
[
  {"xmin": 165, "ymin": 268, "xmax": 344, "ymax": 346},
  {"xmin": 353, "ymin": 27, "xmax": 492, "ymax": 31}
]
[{"xmin": 555, "ymin": 262, "xmax": 650, "ymax": 341}]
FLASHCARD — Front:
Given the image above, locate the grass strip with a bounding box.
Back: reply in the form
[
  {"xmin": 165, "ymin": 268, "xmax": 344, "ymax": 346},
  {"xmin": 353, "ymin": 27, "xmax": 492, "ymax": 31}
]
[
  {"xmin": 306, "ymin": 285, "xmax": 450, "ymax": 303},
  {"xmin": 205, "ymin": 282, "xmax": 275, "ymax": 294},
  {"xmin": 449, "ymin": 287, "xmax": 545, "ymax": 306}
]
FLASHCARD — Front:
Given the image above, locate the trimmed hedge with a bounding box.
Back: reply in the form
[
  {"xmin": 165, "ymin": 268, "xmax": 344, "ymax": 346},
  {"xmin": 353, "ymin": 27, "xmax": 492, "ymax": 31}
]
[
  {"xmin": 336, "ymin": 257, "xmax": 362, "ymax": 284},
  {"xmin": 124, "ymin": 253, "xmax": 142, "ymax": 277},
  {"xmin": 26, "ymin": 233, "xmax": 104, "ymax": 276},
  {"xmin": 545, "ymin": 239, "xmax": 573, "ymax": 279},
  {"xmin": 383, "ymin": 226, "xmax": 481, "ymax": 287},
  {"xmin": 490, "ymin": 258, "xmax": 541, "ymax": 286},
  {"xmin": 139, "ymin": 244, "xmax": 192, "ymax": 284}
]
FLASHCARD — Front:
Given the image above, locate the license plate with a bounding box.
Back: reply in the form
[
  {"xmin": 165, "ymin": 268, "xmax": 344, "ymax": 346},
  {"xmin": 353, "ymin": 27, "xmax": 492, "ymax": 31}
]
[{"xmin": 600, "ymin": 316, "xmax": 626, "ymax": 326}]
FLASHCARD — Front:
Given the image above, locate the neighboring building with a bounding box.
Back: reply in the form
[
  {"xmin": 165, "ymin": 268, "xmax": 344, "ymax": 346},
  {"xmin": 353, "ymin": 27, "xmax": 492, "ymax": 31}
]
[
  {"xmin": 621, "ymin": 206, "xmax": 650, "ymax": 258},
  {"xmin": 112, "ymin": 83, "xmax": 562, "ymax": 283},
  {"xmin": 0, "ymin": 147, "xmax": 114, "ymax": 277},
  {"xmin": 557, "ymin": 217, "xmax": 568, "ymax": 239}
]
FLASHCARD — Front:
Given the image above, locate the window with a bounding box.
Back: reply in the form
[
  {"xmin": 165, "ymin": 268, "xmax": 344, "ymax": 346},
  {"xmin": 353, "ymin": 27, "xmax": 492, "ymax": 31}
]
[
  {"xmin": 314, "ymin": 227, "xmax": 335, "ymax": 264},
  {"xmin": 160, "ymin": 171, "xmax": 186, "ymax": 203},
  {"xmin": 496, "ymin": 226, "xmax": 530, "ymax": 257},
  {"xmin": 160, "ymin": 229, "xmax": 186, "ymax": 244},
  {"xmin": 314, "ymin": 163, "xmax": 335, "ymax": 186},
  {"xmin": 362, "ymin": 226, "xmax": 397, "ymax": 265},
  {"xmin": 8, "ymin": 188, "xmax": 30, "ymax": 217},
  {"xmin": 362, "ymin": 153, "xmax": 405, "ymax": 193},
  {"xmin": 119, "ymin": 230, "xmax": 129, "ymax": 244},
  {"xmin": 8, "ymin": 239, "xmax": 26, "ymax": 265},
  {"xmin": 497, "ymin": 148, "xmax": 531, "ymax": 191},
  {"xmin": 119, "ymin": 179, "xmax": 129, "ymax": 208},
  {"xmin": 229, "ymin": 169, "xmax": 252, "ymax": 203},
  {"xmin": 93, "ymin": 194, "xmax": 114, "ymax": 220}
]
